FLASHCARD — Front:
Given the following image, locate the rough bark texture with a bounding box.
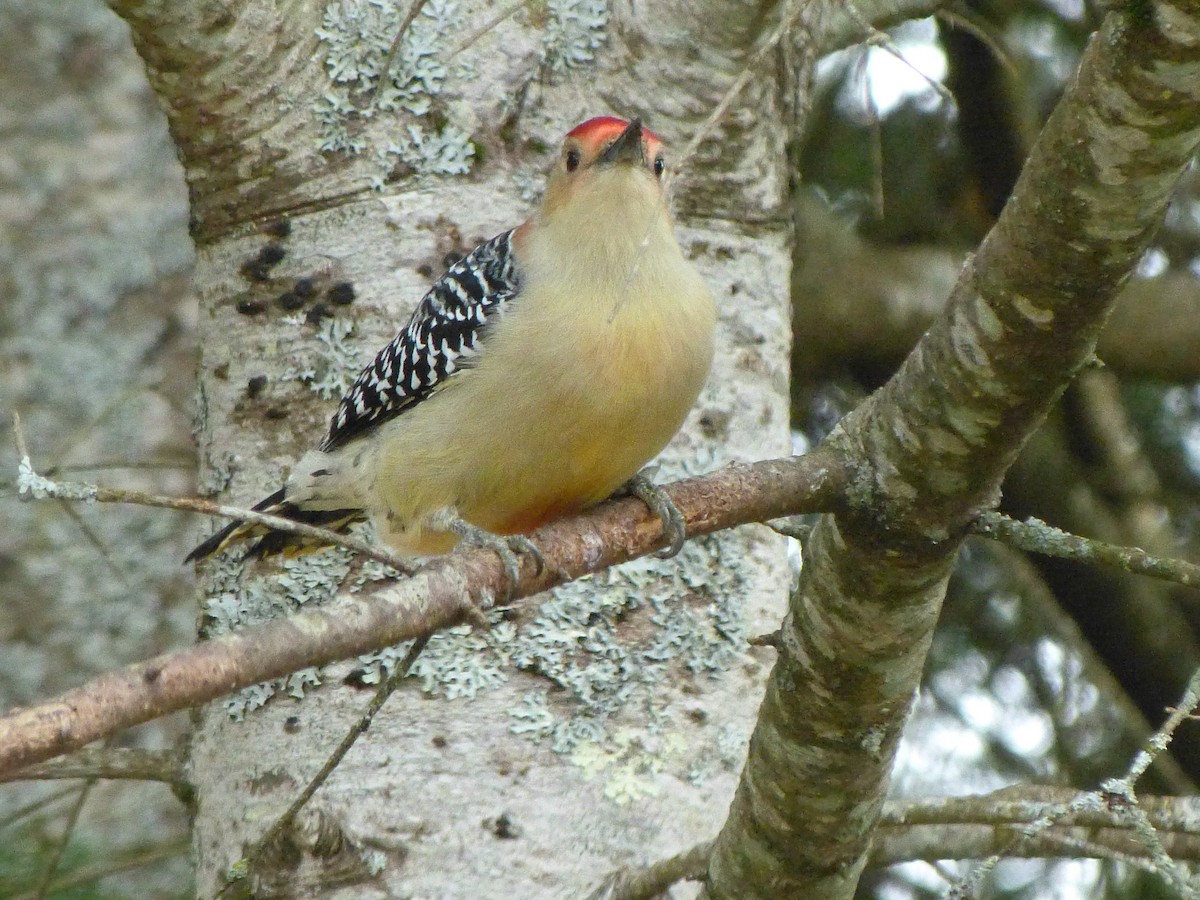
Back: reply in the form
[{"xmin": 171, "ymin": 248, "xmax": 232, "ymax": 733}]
[
  {"xmin": 707, "ymin": 5, "xmax": 1200, "ymax": 897},
  {"xmin": 109, "ymin": 0, "xmax": 805, "ymax": 895}
]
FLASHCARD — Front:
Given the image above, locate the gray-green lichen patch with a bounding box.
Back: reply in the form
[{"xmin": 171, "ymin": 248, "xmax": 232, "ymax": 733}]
[
  {"xmin": 314, "ymin": 0, "xmax": 474, "ymax": 160},
  {"xmin": 541, "ymin": 0, "xmax": 609, "ymax": 72},
  {"xmin": 356, "ymin": 532, "xmax": 752, "ymax": 758},
  {"xmin": 281, "ymin": 317, "xmax": 363, "ymax": 400},
  {"xmin": 375, "ymin": 121, "xmax": 476, "ymax": 181},
  {"xmin": 203, "ymin": 543, "xmax": 355, "ymax": 719},
  {"xmin": 212, "ymin": 526, "xmax": 756, "ymax": 791}
]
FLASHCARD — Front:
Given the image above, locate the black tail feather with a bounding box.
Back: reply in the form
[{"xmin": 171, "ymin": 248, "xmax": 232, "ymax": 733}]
[
  {"xmin": 185, "ymin": 487, "xmax": 288, "ymax": 563},
  {"xmin": 185, "ymin": 488, "xmax": 360, "ymax": 564}
]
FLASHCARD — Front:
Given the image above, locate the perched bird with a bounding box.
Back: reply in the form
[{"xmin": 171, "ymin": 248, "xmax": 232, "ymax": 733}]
[{"xmin": 188, "ymin": 116, "xmax": 716, "ymax": 578}]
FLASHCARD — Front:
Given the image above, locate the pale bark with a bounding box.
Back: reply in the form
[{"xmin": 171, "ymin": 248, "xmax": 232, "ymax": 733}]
[{"xmin": 107, "ymin": 0, "xmax": 817, "ymax": 895}]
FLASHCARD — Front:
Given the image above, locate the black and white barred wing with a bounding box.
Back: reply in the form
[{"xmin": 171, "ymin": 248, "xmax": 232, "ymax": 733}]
[{"xmin": 321, "ymin": 229, "xmax": 521, "ymax": 452}]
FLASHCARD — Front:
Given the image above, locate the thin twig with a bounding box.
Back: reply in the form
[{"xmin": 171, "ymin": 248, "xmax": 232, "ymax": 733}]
[
  {"xmin": 586, "ymin": 840, "xmax": 713, "ymax": 900},
  {"xmin": 223, "ymin": 635, "xmax": 431, "ymax": 896},
  {"xmin": 12, "ymin": 839, "xmax": 188, "ymax": 900},
  {"xmin": 0, "ymin": 450, "xmax": 845, "ymax": 778},
  {"xmin": 0, "ymin": 786, "xmax": 80, "ymax": 832},
  {"xmin": 13, "ymin": 415, "xmax": 413, "ymax": 574},
  {"xmin": 0, "ymin": 748, "xmax": 188, "ymax": 787},
  {"xmin": 942, "ymin": 666, "xmax": 1200, "ymax": 898},
  {"xmin": 56, "ymin": 500, "xmax": 131, "ymax": 586},
  {"xmin": 33, "ymin": 767, "xmax": 97, "ymax": 900},
  {"xmin": 43, "ymin": 458, "xmax": 193, "ymax": 474},
  {"xmin": 370, "ymin": 0, "xmax": 432, "ymax": 108},
  {"xmin": 671, "ymin": 0, "xmax": 811, "ymax": 177},
  {"xmin": 971, "ymin": 511, "xmax": 1200, "ymax": 590},
  {"xmin": 936, "ymin": 5, "xmax": 1018, "ymax": 78},
  {"xmin": 448, "ymin": 0, "xmax": 529, "ymax": 59}
]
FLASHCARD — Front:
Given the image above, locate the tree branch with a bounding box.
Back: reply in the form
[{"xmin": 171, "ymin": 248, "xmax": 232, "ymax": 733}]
[
  {"xmin": 972, "ymin": 510, "xmax": 1200, "ymax": 590},
  {"xmin": 589, "ymin": 787, "xmax": 1200, "ymax": 898},
  {"xmin": 792, "ymin": 196, "xmax": 1200, "ymax": 383},
  {"xmin": 0, "ymin": 747, "xmax": 187, "ymax": 787},
  {"xmin": 0, "ymin": 451, "xmax": 843, "ymax": 778},
  {"xmin": 707, "ymin": 4, "xmax": 1200, "ymax": 897}
]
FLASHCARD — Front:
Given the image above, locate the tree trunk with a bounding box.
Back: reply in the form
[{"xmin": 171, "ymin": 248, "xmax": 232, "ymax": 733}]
[{"xmin": 110, "ymin": 0, "xmax": 802, "ymax": 894}]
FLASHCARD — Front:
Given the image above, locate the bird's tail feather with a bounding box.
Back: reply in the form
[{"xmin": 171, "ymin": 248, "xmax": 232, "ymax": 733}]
[{"xmin": 184, "ymin": 487, "xmax": 362, "ymax": 563}]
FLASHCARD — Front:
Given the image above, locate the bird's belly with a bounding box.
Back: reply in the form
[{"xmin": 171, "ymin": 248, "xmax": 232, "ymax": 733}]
[{"xmin": 371, "ymin": 279, "xmax": 713, "ymax": 550}]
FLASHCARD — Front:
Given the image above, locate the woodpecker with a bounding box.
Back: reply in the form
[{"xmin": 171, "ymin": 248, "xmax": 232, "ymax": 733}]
[{"xmin": 188, "ymin": 117, "xmax": 716, "ymax": 575}]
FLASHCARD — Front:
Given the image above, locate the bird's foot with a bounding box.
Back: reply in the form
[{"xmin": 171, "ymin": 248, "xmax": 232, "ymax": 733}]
[
  {"xmin": 430, "ymin": 508, "xmax": 543, "ymax": 600},
  {"xmin": 620, "ymin": 472, "xmax": 686, "ymax": 558}
]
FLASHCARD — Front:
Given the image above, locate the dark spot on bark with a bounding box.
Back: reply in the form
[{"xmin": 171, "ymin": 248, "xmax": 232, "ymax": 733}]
[
  {"xmin": 143, "ymin": 666, "xmax": 161, "ymax": 684},
  {"xmin": 275, "ymin": 291, "xmax": 303, "ymax": 310},
  {"xmin": 306, "ymin": 302, "xmax": 333, "ymax": 325},
  {"xmin": 246, "ymin": 375, "xmax": 268, "ymax": 397},
  {"xmin": 489, "ymin": 813, "xmax": 520, "ymax": 840},
  {"xmin": 698, "ymin": 409, "xmax": 731, "ymax": 440},
  {"xmin": 293, "ymin": 277, "xmax": 316, "ymax": 298},
  {"xmin": 259, "ymin": 242, "xmax": 286, "ymax": 265},
  {"xmin": 236, "ymin": 297, "xmax": 266, "ymax": 315},
  {"xmin": 431, "ymin": 735, "xmax": 447, "ymax": 748},
  {"xmin": 264, "ymin": 218, "xmax": 292, "ymax": 239},
  {"xmin": 240, "ymin": 260, "xmax": 272, "ymax": 281},
  {"xmin": 239, "ymin": 243, "xmax": 287, "ymax": 281},
  {"xmin": 327, "ymin": 282, "xmax": 356, "ymax": 305},
  {"xmin": 343, "ymin": 668, "xmax": 374, "ymax": 688},
  {"xmin": 284, "ymin": 716, "xmax": 301, "ymax": 733}
]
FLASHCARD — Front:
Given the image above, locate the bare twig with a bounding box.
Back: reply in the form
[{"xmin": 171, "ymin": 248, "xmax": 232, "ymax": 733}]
[
  {"xmin": 0, "ymin": 450, "xmax": 845, "ymax": 776},
  {"xmin": 370, "ymin": 0, "xmax": 432, "ymax": 108},
  {"xmin": 584, "ymin": 786, "xmax": 1200, "ymax": 897},
  {"xmin": 33, "ymin": 763, "xmax": 97, "ymax": 900},
  {"xmin": 672, "ymin": 0, "xmax": 810, "ymax": 177},
  {"xmin": 449, "ymin": 0, "xmax": 529, "ymax": 59},
  {"xmin": 56, "ymin": 500, "xmax": 132, "ymax": 586},
  {"xmin": 0, "ymin": 748, "xmax": 188, "ymax": 787},
  {"xmin": 972, "ymin": 511, "xmax": 1200, "ymax": 590},
  {"xmin": 0, "ymin": 786, "xmax": 80, "ymax": 832},
  {"xmin": 936, "ymin": 5, "xmax": 1018, "ymax": 77},
  {"xmin": 846, "ymin": 3, "xmax": 956, "ymax": 107},
  {"xmin": 223, "ymin": 635, "xmax": 430, "ymax": 897},
  {"xmin": 943, "ymin": 666, "xmax": 1200, "ymax": 898},
  {"xmin": 586, "ymin": 840, "xmax": 713, "ymax": 900},
  {"xmin": 13, "ymin": 416, "xmax": 413, "ymax": 574},
  {"xmin": 12, "ymin": 839, "xmax": 188, "ymax": 900}
]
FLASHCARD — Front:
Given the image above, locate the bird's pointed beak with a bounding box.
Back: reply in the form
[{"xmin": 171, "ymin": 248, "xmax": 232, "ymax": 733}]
[{"xmin": 596, "ymin": 118, "xmax": 645, "ymax": 167}]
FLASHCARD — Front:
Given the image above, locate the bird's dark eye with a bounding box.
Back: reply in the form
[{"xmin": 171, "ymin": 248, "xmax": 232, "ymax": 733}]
[
  {"xmin": 653, "ymin": 155, "xmax": 666, "ymax": 177},
  {"xmin": 565, "ymin": 149, "xmax": 582, "ymax": 172}
]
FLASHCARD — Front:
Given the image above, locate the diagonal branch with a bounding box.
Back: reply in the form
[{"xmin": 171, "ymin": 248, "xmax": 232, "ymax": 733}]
[
  {"xmin": 0, "ymin": 450, "xmax": 843, "ymax": 778},
  {"xmin": 706, "ymin": 5, "xmax": 1200, "ymax": 898}
]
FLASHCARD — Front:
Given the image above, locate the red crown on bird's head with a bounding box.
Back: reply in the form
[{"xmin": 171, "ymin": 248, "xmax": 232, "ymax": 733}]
[{"xmin": 566, "ymin": 116, "xmax": 663, "ymax": 151}]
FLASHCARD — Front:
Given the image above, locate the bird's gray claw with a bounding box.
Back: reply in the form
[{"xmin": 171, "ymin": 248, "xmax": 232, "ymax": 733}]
[
  {"xmin": 444, "ymin": 514, "xmax": 542, "ymax": 599},
  {"xmin": 624, "ymin": 474, "xmax": 687, "ymax": 558},
  {"xmin": 506, "ymin": 534, "xmax": 545, "ymax": 576}
]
